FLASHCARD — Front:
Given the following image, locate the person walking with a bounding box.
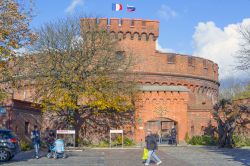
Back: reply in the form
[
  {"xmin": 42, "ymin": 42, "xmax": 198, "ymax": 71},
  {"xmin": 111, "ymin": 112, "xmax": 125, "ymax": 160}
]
[
  {"xmin": 145, "ymin": 130, "xmax": 162, "ymax": 165},
  {"xmin": 31, "ymin": 125, "xmax": 41, "ymax": 159}
]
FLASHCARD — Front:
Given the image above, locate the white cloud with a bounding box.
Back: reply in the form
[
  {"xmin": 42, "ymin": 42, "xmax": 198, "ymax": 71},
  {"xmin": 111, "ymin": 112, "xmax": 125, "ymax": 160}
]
[
  {"xmin": 156, "ymin": 40, "xmax": 175, "ymax": 53},
  {"xmin": 65, "ymin": 0, "xmax": 84, "ymax": 14},
  {"xmin": 157, "ymin": 5, "xmax": 177, "ymax": 20},
  {"xmin": 192, "ymin": 18, "xmax": 250, "ymax": 80}
]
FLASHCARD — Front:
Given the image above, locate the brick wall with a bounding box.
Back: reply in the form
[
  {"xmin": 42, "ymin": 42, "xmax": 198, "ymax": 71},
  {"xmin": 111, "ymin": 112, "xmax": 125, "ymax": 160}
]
[{"xmin": 0, "ymin": 99, "xmax": 42, "ymax": 142}]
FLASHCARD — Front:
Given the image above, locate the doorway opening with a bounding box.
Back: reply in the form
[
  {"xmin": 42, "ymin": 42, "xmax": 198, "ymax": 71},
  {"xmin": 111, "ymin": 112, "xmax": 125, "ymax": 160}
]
[{"xmin": 146, "ymin": 117, "xmax": 177, "ymax": 144}]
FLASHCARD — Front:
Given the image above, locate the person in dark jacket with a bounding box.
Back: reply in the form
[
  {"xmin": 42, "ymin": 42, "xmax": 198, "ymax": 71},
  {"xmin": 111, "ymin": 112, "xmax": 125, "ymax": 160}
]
[
  {"xmin": 45, "ymin": 130, "xmax": 56, "ymax": 153},
  {"xmin": 145, "ymin": 130, "xmax": 162, "ymax": 165},
  {"xmin": 31, "ymin": 125, "xmax": 41, "ymax": 159},
  {"xmin": 171, "ymin": 125, "xmax": 177, "ymax": 145}
]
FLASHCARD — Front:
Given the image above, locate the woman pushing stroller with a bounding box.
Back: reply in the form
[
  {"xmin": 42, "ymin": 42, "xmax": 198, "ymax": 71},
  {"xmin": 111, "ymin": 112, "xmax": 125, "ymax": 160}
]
[
  {"xmin": 45, "ymin": 130, "xmax": 66, "ymax": 159},
  {"xmin": 45, "ymin": 130, "xmax": 56, "ymax": 154}
]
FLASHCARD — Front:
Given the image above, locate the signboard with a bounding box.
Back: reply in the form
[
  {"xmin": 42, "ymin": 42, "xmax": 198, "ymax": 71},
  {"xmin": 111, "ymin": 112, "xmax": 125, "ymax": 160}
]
[
  {"xmin": 110, "ymin": 130, "xmax": 124, "ymax": 148},
  {"xmin": 56, "ymin": 130, "xmax": 76, "ymax": 147},
  {"xmin": 56, "ymin": 130, "xmax": 75, "ymax": 134},
  {"xmin": 110, "ymin": 130, "xmax": 123, "ymax": 134}
]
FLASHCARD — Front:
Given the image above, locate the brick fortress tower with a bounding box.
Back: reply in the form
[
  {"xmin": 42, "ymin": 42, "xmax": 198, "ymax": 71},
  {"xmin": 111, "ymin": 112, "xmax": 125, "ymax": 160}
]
[
  {"xmin": 4, "ymin": 18, "xmax": 219, "ymax": 144},
  {"xmin": 81, "ymin": 18, "xmax": 219, "ymax": 143}
]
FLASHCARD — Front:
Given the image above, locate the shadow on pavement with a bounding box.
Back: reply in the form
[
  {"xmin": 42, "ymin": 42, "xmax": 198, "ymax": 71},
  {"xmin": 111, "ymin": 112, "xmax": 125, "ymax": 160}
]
[
  {"xmin": 201, "ymin": 146, "xmax": 250, "ymax": 166},
  {"xmin": 3, "ymin": 150, "xmax": 73, "ymax": 164},
  {"xmin": 3, "ymin": 150, "xmax": 40, "ymax": 164}
]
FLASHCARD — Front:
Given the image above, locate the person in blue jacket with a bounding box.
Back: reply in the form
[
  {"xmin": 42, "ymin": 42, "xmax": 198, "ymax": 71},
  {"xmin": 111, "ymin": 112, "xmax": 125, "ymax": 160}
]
[
  {"xmin": 31, "ymin": 125, "xmax": 41, "ymax": 159},
  {"xmin": 145, "ymin": 130, "xmax": 162, "ymax": 165}
]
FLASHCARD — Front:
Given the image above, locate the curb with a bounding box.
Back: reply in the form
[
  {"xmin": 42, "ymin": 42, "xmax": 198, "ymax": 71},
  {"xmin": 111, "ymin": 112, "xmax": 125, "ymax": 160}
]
[
  {"xmin": 91, "ymin": 147, "xmax": 141, "ymax": 150},
  {"xmin": 65, "ymin": 149, "xmax": 84, "ymax": 152}
]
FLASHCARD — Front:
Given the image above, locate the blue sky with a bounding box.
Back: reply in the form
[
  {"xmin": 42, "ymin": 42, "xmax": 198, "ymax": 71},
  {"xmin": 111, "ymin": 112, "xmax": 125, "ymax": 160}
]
[
  {"xmin": 31, "ymin": 0, "xmax": 250, "ymax": 54},
  {"xmin": 30, "ymin": 0, "xmax": 250, "ymax": 81}
]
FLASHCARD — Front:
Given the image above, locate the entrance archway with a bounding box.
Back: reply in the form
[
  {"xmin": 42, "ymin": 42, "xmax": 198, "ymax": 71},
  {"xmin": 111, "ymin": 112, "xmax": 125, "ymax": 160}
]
[{"xmin": 146, "ymin": 117, "xmax": 177, "ymax": 144}]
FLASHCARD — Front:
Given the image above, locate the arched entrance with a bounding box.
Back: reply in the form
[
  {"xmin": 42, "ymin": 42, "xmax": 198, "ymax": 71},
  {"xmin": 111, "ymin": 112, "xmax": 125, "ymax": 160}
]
[{"xmin": 146, "ymin": 117, "xmax": 177, "ymax": 144}]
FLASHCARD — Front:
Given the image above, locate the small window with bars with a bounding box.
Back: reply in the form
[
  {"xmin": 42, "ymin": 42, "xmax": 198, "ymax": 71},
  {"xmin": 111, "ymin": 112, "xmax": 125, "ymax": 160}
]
[
  {"xmin": 167, "ymin": 54, "xmax": 176, "ymax": 64},
  {"xmin": 142, "ymin": 21, "xmax": 146, "ymax": 26}
]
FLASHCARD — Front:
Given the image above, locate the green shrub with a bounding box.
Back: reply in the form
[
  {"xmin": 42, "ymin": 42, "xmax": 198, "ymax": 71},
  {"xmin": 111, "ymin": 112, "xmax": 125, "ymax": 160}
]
[
  {"xmin": 188, "ymin": 135, "xmax": 217, "ymax": 146},
  {"xmin": 98, "ymin": 140, "xmax": 109, "ymax": 147},
  {"xmin": 202, "ymin": 135, "xmax": 217, "ymax": 145},
  {"xmin": 79, "ymin": 137, "xmax": 135, "ymax": 147},
  {"xmin": 188, "ymin": 136, "xmax": 203, "ymax": 145},
  {"xmin": 124, "ymin": 137, "xmax": 135, "ymax": 146},
  {"xmin": 20, "ymin": 140, "xmax": 32, "ymax": 151},
  {"xmin": 233, "ymin": 135, "xmax": 250, "ymax": 147},
  {"xmin": 115, "ymin": 136, "xmax": 135, "ymax": 146}
]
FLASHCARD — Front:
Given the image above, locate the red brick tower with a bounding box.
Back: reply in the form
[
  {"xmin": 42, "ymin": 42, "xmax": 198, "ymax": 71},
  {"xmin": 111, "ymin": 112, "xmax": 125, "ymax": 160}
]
[{"xmin": 81, "ymin": 18, "xmax": 219, "ymax": 143}]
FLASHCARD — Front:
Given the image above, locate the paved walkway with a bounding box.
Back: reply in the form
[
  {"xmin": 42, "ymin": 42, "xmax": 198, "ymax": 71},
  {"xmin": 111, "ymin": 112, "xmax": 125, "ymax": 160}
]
[
  {"xmin": 161, "ymin": 146, "xmax": 250, "ymax": 166},
  {"xmin": 2, "ymin": 146, "xmax": 250, "ymax": 166}
]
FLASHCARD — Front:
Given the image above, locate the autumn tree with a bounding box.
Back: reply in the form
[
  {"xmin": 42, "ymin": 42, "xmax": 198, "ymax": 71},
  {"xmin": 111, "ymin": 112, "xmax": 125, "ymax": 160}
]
[
  {"xmin": 213, "ymin": 99, "xmax": 250, "ymax": 148},
  {"xmin": 0, "ymin": 0, "xmax": 34, "ymax": 101},
  {"xmin": 12, "ymin": 16, "xmax": 137, "ymax": 143}
]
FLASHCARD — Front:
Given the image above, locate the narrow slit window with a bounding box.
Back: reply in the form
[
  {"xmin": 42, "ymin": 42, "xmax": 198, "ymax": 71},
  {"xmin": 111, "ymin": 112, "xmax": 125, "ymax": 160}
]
[
  {"xmin": 167, "ymin": 54, "xmax": 176, "ymax": 64},
  {"xmin": 188, "ymin": 57, "xmax": 195, "ymax": 67},
  {"xmin": 203, "ymin": 60, "xmax": 208, "ymax": 69},
  {"xmin": 131, "ymin": 20, "xmax": 135, "ymax": 26},
  {"xmin": 142, "ymin": 21, "xmax": 146, "ymax": 26}
]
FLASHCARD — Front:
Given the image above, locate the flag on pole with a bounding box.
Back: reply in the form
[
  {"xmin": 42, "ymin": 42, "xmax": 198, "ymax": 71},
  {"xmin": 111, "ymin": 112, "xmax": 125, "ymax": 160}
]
[
  {"xmin": 127, "ymin": 5, "xmax": 136, "ymax": 12},
  {"xmin": 112, "ymin": 3, "xmax": 123, "ymax": 11}
]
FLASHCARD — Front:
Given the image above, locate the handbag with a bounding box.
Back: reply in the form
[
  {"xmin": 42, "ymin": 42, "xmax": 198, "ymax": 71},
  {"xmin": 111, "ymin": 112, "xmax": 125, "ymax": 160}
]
[{"xmin": 142, "ymin": 148, "xmax": 149, "ymax": 160}]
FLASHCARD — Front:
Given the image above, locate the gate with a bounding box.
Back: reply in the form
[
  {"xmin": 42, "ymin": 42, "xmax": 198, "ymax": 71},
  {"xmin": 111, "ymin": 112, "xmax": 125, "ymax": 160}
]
[{"xmin": 146, "ymin": 118, "xmax": 177, "ymax": 144}]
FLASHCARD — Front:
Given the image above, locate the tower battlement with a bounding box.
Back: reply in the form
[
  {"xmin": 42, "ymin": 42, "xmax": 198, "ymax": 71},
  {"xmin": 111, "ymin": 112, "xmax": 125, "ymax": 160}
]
[{"xmin": 81, "ymin": 18, "xmax": 159, "ymax": 40}]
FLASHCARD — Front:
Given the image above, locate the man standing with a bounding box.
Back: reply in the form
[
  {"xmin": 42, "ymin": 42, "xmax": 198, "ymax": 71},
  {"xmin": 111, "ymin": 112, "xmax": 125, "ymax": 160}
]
[
  {"xmin": 170, "ymin": 125, "xmax": 177, "ymax": 146},
  {"xmin": 31, "ymin": 125, "xmax": 41, "ymax": 159},
  {"xmin": 145, "ymin": 130, "xmax": 162, "ymax": 165}
]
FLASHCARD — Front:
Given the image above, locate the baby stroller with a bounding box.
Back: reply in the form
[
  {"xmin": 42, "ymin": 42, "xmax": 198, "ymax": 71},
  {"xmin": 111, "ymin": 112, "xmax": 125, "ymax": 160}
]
[{"xmin": 47, "ymin": 139, "xmax": 66, "ymax": 159}]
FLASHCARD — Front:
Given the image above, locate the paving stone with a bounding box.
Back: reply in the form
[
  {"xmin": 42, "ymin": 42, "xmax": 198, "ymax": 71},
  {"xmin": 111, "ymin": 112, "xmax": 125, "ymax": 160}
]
[{"xmin": 2, "ymin": 146, "xmax": 250, "ymax": 166}]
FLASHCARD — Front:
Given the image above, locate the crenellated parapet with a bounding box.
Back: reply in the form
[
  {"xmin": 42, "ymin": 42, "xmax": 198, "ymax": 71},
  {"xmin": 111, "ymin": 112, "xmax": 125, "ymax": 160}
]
[
  {"xmin": 81, "ymin": 18, "xmax": 159, "ymax": 41},
  {"xmin": 154, "ymin": 52, "xmax": 219, "ymax": 82}
]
